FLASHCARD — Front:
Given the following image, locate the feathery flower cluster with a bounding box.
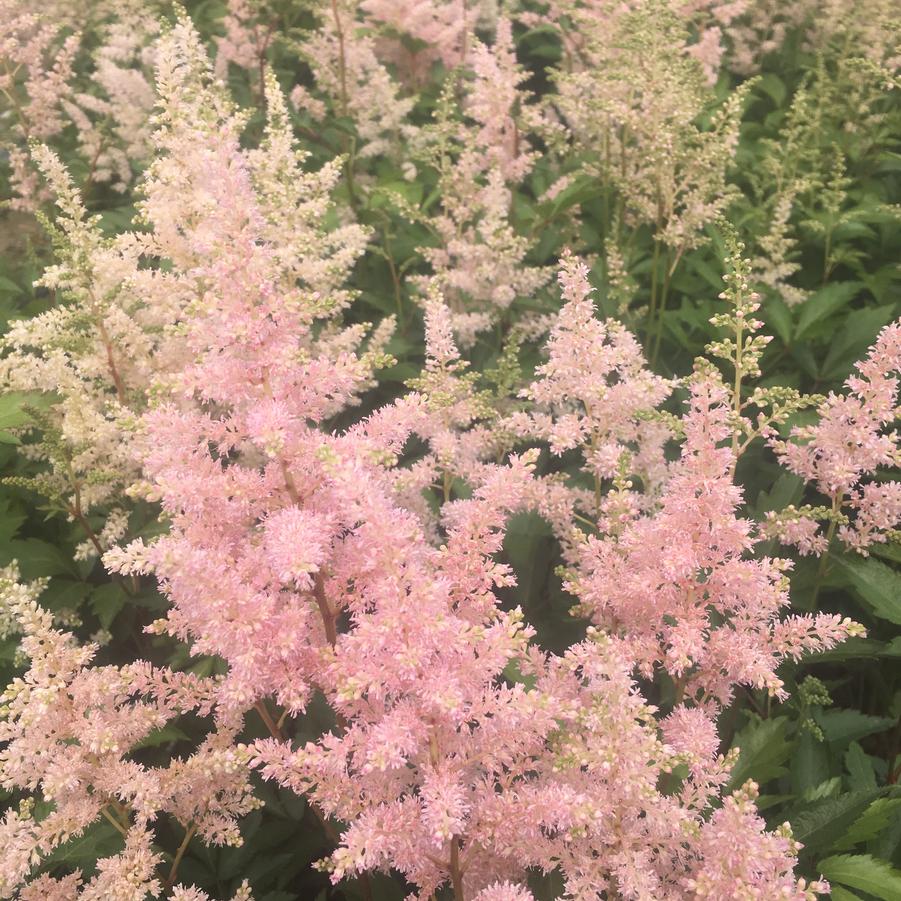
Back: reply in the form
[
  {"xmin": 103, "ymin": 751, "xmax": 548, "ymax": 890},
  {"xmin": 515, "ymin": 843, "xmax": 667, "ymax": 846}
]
[
  {"xmin": 768, "ymin": 322, "xmax": 901, "ymax": 554},
  {"xmin": 0, "ymin": 561, "xmax": 258, "ymax": 899}
]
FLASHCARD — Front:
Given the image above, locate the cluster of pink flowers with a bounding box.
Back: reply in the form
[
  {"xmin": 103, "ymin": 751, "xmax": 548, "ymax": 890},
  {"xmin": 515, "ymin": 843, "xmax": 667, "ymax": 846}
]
[
  {"xmin": 0, "ymin": 3, "xmax": 898, "ymax": 900},
  {"xmin": 767, "ymin": 323, "xmax": 901, "ymax": 555}
]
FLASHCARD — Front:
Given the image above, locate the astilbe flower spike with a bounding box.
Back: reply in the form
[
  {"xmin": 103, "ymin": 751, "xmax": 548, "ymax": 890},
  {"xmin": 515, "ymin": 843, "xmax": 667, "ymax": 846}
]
[
  {"xmin": 0, "ymin": 562, "xmax": 258, "ymax": 900},
  {"xmin": 511, "ymin": 251, "xmax": 672, "ymax": 536},
  {"xmin": 105, "ymin": 12, "xmax": 388, "ymax": 718},
  {"xmin": 566, "ymin": 372, "xmax": 862, "ymax": 705},
  {"xmin": 768, "ymin": 322, "xmax": 901, "ymax": 555}
]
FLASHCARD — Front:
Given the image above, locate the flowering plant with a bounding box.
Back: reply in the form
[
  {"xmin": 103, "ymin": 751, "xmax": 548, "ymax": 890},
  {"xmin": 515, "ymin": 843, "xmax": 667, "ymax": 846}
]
[{"xmin": 0, "ymin": 1, "xmax": 900, "ymax": 899}]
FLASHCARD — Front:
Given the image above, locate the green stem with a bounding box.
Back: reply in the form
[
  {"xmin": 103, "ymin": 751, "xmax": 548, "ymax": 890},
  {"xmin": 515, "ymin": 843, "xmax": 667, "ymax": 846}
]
[
  {"xmin": 731, "ymin": 307, "xmax": 744, "ymax": 461},
  {"xmin": 450, "ymin": 836, "xmax": 466, "ymax": 901},
  {"xmin": 646, "ymin": 239, "xmax": 660, "ymax": 355},
  {"xmin": 164, "ymin": 823, "xmax": 197, "ymax": 891},
  {"xmin": 101, "ymin": 806, "xmax": 129, "ymax": 837},
  {"xmin": 811, "ymin": 495, "xmax": 841, "ymax": 607},
  {"xmin": 650, "ymin": 248, "xmax": 672, "ymax": 367}
]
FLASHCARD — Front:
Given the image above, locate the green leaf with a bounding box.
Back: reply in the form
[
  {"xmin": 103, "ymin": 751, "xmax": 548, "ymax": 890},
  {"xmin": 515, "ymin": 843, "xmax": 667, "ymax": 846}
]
[
  {"xmin": 756, "ymin": 72, "xmax": 787, "ymax": 106},
  {"xmin": 813, "ymin": 637, "xmax": 886, "ymax": 662},
  {"xmin": 133, "ymin": 723, "xmax": 190, "ymax": 749},
  {"xmin": 834, "ymin": 798, "xmax": 901, "ymax": 850},
  {"xmin": 795, "ymin": 282, "xmax": 863, "ymax": 340},
  {"xmin": 0, "ymin": 496, "xmax": 25, "ymax": 544},
  {"xmin": 540, "ymin": 174, "xmax": 596, "ymax": 219},
  {"xmin": 0, "ymin": 635, "xmax": 20, "ymax": 663},
  {"xmin": 805, "ymin": 777, "xmax": 843, "ymax": 802},
  {"xmin": 845, "ymin": 742, "xmax": 878, "ymax": 792},
  {"xmin": 39, "ymin": 578, "xmax": 91, "ymax": 613},
  {"xmin": 89, "ymin": 583, "xmax": 129, "ymax": 629},
  {"xmin": 791, "ymin": 791, "xmax": 882, "ymax": 853},
  {"xmin": 830, "ymin": 888, "xmax": 864, "ymax": 901},
  {"xmin": 691, "ymin": 257, "xmax": 727, "ymax": 294},
  {"xmin": 503, "ymin": 659, "xmax": 536, "ymax": 691},
  {"xmin": 0, "ymin": 391, "xmax": 51, "ymax": 432},
  {"xmin": 831, "ymin": 555, "xmax": 901, "ymax": 625},
  {"xmin": 728, "ymin": 715, "xmax": 792, "ymax": 791},
  {"xmin": 820, "ymin": 305, "xmax": 896, "ymax": 381},
  {"xmin": 755, "ymin": 471, "xmax": 804, "ymax": 517},
  {"xmin": 792, "ymin": 731, "xmax": 831, "ymax": 796},
  {"xmin": 0, "ymin": 538, "xmax": 80, "ymax": 579},
  {"xmin": 765, "ymin": 296, "xmax": 793, "ymax": 345},
  {"xmin": 819, "ymin": 854, "xmax": 901, "ymax": 900},
  {"xmin": 43, "ymin": 819, "xmax": 122, "ymax": 870},
  {"xmin": 816, "ymin": 709, "xmax": 895, "ymax": 746},
  {"xmin": 872, "ymin": 542, "xmax": 901, "ymax": 565},
  {"xmin": 0, "ymin": 275, "xmax": 22, "ymax": 294}
]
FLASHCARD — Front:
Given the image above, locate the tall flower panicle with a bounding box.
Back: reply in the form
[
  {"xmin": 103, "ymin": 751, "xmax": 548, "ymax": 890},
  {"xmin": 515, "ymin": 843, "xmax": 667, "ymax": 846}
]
[
  {"xmin": 466, "ymin": 18, "xmax": 536, "ymax": 184},
  {"xmin": 214, "ymin": 0, "xmax": 273, "ymax": 82},
  {"xmin": 0, "ymin": 2, "xmax": 79, "ymax": 208},
  {"xmin": 105, "ymin": 13, "xmax": 391, "ymax": 721},
  {"xmin": 549, "ymin": 0, "xmax": 749, "ymax": 254},
  {"xmin": 0, "ymin": 142, "xmax": 173, "ymax": 564},
  {"xmin": 511, "ymin": 251, "xmax": 671, "ymax": 540},
  {"xmin": 62, "ymin": 9, "xmax": 159, "ymax": 192},
  {"xmin": 405, "ymin": 23, "xmax": 550, "ymax": 344},
  {"xmin": 298, "ymin": 0, "xmax": 417, "ymax": 159},
  {"xmin": 361, "ymin": 0, "xmax": 478, "ymax": 79},
  {"xmin": 0, "ymin": 562, "xmax": 257, "ymax": 899},
  {"xmin": 566, "ymin": 374, "xmax": 862, "ymax": 704},
  {"xmin": 768, "ymin": 322, "xmax": 901, "ymax": 554}
]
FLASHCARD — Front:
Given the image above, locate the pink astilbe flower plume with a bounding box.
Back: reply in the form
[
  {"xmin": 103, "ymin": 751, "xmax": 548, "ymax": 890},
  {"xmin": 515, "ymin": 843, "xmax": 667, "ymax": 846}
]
[
  {"xmin": 515, "ymin": 251, "xmax": 671, "ymax": 500},
  {"xmin": 0, "ymin": 1, "xmax": 79, "ymax": 208},
  {"xmin": 567, "ymin": 373, "xmax": 862, "ymax": 704},
  {"xmin": 93, "ymin": 10, "xmax": 391, "ymax": 721},
  {"xmin": 0, "ymin": 562, "xmax": 257, "ymax": 899},
  {"xmin": 1, "ymin": 4, "xmax": 882, "ymax": 898},
  {"xmin": 768, "ymin": 321, "xmax": 901, "ymax": 555}
]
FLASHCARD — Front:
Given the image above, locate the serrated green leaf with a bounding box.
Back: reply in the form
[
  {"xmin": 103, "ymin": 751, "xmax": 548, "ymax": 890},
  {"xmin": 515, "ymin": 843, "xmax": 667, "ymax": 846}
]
[
  {"xmin": 805, "ymin": 777, "xmax": 843, "ymax": 802},
  {"xmin": 819, "ymin": 854, "xmax": 901, "ymax": 900},
  {"xmin": 830, "ymin": 887, "xmax": 864, "ymax": 901},
  {"xmin": 89, "ymin": 582, "xmax": 129, "ymax": 629},
  {"xmin": 755, "ymin": 471, "xmax": 804, "ymax": 517},
  {"xmin": 835, "ymin": 798, "xmax": 901, "ymax": 851},
  {"xmin": 43, "ymin": 819, "xmax": 122, "ymax": 870},
  {"xmin": 728, "ymin": 715, "xmax": 792, "ymax": 791},
  {"xmin": 816, "ymin": 709, "xmax": 896, "ymax": 746},
  {"xmin": 132, "ymin": 723, "xmax": 190, "ymax": 749},
  {"xmin": 845, "ymin": 742, "xmax": 879, "ymax": 792},
  {"xmin": 0, "ymin": 391, "xmax": 52, "ymax": 432},
  {"xmin": 795, "ymin": 282, "xmax": 863, "ymax": 340},
  {"xmin": 791, "ymin": 791, "xmax": 882, "ymax": 853},
  {"xmin": 820, "ymin": 305, "xmax": 896, "ymax": 381},
  {"xmin": 39, "ymin": 578, "xmax": 91, "ymax": 613},
  {"xmin": 831, "ymin": 555, "xmax": 901, "ymax": 625},
  {"xmin": 0, "ymin": 538, "xmax": 80, "ymax": 579}
]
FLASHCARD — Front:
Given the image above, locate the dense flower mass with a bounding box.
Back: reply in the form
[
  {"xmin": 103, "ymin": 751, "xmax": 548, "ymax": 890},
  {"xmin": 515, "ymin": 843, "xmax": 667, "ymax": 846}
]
[{"xmin": 0, "ymin": 1, "xmax": 899, "ymax": 899}]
